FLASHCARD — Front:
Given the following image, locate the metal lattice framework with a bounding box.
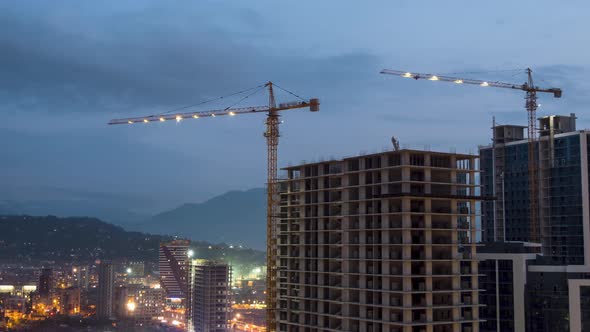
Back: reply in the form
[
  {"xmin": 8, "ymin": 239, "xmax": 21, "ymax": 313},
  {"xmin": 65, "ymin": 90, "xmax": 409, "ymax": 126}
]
[
  {"xmin": 381, "ymin": 68, "xmax": 562, "ymax": 242},
  {"xmin": 109, "ymin": 82, "xmax": 319, "ymax": 331}
]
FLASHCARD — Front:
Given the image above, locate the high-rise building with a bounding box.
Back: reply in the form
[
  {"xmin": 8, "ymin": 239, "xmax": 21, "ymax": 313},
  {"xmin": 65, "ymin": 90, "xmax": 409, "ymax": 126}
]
[
  {"xmin": 118, "ymin": 284, "xmax": 165, "ymax": 322},
  {"xmin": 479, "ymin": 113, "xmax": 590, "ymax": 332},
  {"xmin": 277, "ymin": 148, "xmax": 481, "ymax": 332},
  {"xmin": 72, "ymin": 265, "xmax": 90, "ymax": 290},
  {"xmin": 97, "ymin": 262, "xmax": 115, "ymax": 319},
  {"xmin": 56, "ymin": 287, "xmax": 81, "ymax": 315},
  {"xmin": 159, "ymin": 240, "xmax": 190, "ymax": 301},
  {"xmin": 38, "ymin": 268, "xmax": 52, "ymax": 298},
  {"xmin": 186, "ymin": 259, "xmax": 232, "ymax": 332}
]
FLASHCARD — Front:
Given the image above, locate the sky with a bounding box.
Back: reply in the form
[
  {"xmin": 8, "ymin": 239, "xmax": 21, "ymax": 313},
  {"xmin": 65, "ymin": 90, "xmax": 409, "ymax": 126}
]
[{"xmin": 1, "ymin": 0, "xmax": 589, "ymax": 213}]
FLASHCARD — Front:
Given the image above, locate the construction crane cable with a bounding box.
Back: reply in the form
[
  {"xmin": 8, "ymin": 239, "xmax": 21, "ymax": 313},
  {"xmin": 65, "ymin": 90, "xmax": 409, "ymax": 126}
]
[
  {"xmin": 222, "ymin": 85, "xmax": 267, "ymax": 111},
  {"xmin": 155, "ymin": 84, "xmax": 266, "ymax": 116},
  {"xmin": 272, "ymin": 83, "xmax": 307, "ymax": 102},
  {"xmin": 440, "ymin": 68, "xmax": 524, "ymax": 76}
]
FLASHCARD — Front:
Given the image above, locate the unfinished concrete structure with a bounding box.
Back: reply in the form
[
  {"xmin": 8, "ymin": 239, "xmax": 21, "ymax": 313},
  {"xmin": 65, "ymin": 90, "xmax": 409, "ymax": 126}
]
[{"xmin": 277, "ymin": 148, "xmax": 481, "ymax": 332}]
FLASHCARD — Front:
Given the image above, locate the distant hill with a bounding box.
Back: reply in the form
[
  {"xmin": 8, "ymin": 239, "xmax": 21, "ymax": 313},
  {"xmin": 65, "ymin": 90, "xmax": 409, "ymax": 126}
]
[
  {"xmin": 132, "ymin": 188, "xmax": 266, "ymax": 250},
  {"xmin": 0, "ymin": 185, "xmax": 158, "ymax": 225},
  {"xmin": 0, "ymin": 215, "xmax": 265, "ymax": 266}
]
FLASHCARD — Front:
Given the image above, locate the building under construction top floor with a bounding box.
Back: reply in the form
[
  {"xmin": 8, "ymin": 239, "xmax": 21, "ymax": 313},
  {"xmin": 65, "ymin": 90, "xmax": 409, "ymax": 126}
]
[{"xmin": 277, "ymin": 146, "xmax": 482, "ymax": 332}]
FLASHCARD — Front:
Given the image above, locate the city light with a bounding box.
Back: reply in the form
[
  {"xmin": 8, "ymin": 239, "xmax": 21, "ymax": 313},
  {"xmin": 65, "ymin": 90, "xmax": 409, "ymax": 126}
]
[
  {"xmin": 126, "ymin": 268, "xmax": 132, "ymax": 274},
  {"xmin": 127, "ymin": 301, "xmax": 136, "ymax": 312},
  {"xmin": 187, "ymin": 249, "xmax": 194, "ymax": 257}
]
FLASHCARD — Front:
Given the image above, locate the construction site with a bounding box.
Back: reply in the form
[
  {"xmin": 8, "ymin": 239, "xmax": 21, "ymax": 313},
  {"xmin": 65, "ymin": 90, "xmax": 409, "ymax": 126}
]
[{"xmin": 109, "ymin": 67, "xmax": 590, "ymax": 332}]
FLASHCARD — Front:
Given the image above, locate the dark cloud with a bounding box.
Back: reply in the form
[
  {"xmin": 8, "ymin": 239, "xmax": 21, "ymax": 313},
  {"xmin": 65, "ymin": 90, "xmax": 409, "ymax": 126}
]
[{"xmin": 0, "ymin": 1, "xmax": 589, "ymax": 215}]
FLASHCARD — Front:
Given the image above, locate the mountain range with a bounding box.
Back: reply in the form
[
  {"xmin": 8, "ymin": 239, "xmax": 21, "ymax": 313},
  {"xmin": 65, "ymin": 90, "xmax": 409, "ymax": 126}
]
[
  {"xmin": 0, "ymin": 187, "xmax": 267, "ymax": 251},
  {"xmin": 131, "ymin": 188, "xmax": 267, "ymax": 250},
  {"xmin": 0, "ymin": 215, "xmax": 265, "ymax": 266}
]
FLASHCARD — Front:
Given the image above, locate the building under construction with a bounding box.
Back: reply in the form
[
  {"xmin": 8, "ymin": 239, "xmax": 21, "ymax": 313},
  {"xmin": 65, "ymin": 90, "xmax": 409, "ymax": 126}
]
[{"xmin": 277, "ymin": 147, "xmax": 481, "ymax": 332}]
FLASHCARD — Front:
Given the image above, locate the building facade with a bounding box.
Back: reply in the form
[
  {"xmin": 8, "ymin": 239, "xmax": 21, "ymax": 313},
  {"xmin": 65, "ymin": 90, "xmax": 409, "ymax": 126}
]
[
  {"xmin": 97, "ymin": 262, "xmax": 115, "ymax": 319},
  {"xmin": 159, "ymin": 240, "xmax": 190, "ymax": 301},
  {"xmin": 277, "ymin": 148, "xmax": 481, "ymax": 332},
  {"xmin": 186, "ymin": 259, "xmax": 232, "ymax": 332},
  {"xmin": 118, "ymin": 284, "xmax": 164, "ymax": 322},
  {"xmin": 56, "ymin": 287, "xmax": 81, "ymax": 315},
  {"xmin": 38, "ymin": 268, "xmax": 52, "ymax": 298},
  {"xmin": 479, "ymin": 114, "xmax": 590, "ymax": 332}
]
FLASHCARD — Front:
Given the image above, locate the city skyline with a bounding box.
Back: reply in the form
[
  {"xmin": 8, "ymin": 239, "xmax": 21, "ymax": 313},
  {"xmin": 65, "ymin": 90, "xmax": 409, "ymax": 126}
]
[{"xmin": 1, "ymin": 1, "xmax": 590, "ymax": 212}]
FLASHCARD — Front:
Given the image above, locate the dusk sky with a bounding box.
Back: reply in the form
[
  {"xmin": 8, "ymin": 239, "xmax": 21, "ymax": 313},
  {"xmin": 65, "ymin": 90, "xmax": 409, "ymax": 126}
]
[{"xmin": 1, "ymin": 1, "xmax": 589, "ymax": 213}]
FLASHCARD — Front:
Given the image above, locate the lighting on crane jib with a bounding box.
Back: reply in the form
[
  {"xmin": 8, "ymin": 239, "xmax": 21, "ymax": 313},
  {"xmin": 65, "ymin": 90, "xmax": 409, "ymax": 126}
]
[
  {"xmin": 211, "ymin": 114, "xmax": 216, "ymax": 117},
  {"xmin": 193, "ymin": 115, "xmax": 199, "ymax": 119},
  {"xmin": 428, "ymin": 75, "xmax": 439, "ymax": 81},
  {"xmin": 402, "ymin": 72, "xmax": 413, "ymax": 78},
  {"xmin": 159, "ymin": 117, "xmax": 165, "ymax": 122},
  {"xmin": 481, "ymin": 82, "xmax": 489, "ymax": 87},
  {"xmin": 229, "ymin": 111, "xmax": 236, "ymax": 116},
  {"xmin": 143, "ymin": 119, "xmax": 148, "ymax": 123},
  {"xmin": 454, "ymin": 79, "xmax": 463, "ymax": 84},
  {"xmin": 176, "ymin": 115, "xmax": 182, "ymax": 122}
]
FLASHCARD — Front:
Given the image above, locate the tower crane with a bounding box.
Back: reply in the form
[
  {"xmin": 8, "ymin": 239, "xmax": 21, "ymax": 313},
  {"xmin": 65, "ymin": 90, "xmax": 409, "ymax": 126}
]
[
  {"xmin": 109, "ymin": 82, "xmax": 319, "ymax": 331},
  {"xmin": 380, "ymin": 68, "xmax": 562, "ymax": 243}
]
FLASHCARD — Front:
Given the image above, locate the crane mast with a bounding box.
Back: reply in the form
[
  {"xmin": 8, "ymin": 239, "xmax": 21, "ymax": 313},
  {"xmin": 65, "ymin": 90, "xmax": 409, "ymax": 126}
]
[
  {"xmin": 380, "ymin": 68, "xmax": 561, "ymax": 243},
  {"xmin": 525, "ymin": 69, "xmax": 540, "ymax": 242},
  {"xmin": 109, "ymin": 82, "xmax": 319, "ymax": 332},
  {"xmin": 264, "ymin": 82, "xmax": 279, "ymax": 330}
]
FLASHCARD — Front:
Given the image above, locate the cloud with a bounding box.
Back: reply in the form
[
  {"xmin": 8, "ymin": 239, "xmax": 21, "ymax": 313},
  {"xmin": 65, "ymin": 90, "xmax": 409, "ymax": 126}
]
[{"xmin": 0, "ymin": 1, "xmax": 589, "ymax": 211}]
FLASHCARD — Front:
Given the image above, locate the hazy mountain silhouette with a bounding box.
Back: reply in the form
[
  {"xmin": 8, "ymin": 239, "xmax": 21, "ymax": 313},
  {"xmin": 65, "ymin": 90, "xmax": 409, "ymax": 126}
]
[
  {"xmin": 0, "ymin": 185, "xmax": 156, "ymax": 225},
  {"xmin": 0, "ymin": 215, "xmax": 265, "ymax": 265},
  {"xmin": 132, "ymin": 188, "xmax": 267, "ymax": 250}
]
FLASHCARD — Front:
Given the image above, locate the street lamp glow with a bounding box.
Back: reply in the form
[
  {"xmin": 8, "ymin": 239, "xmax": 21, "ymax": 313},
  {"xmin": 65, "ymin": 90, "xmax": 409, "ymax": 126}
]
[
  {"xmin": 187, "ymin": 249, "xmax": 194, "ymax": 257},
  {"xmin": 126, "ymin": 268, "xmax": 132, "ymax": 274}
]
